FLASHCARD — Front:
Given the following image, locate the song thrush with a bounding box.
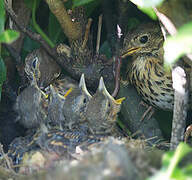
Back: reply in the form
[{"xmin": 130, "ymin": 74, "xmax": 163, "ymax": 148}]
[
  {"xmin": 62, "ymin": 74, "xmax": 92, "ymax": 129},
  {"xmin": 25, "ymin": 48, "xmax": 61, "ymax": 88},
  {"xmin": 121, "ymin": 23, "xmax": 175, "ymax": 111},
  {"xmin": 14, "ymin": 77, "xmax": 48, "ymax": 129},
  {"xmin": 47, "ymin": 74, "xmax": 92, "ymax": 129},
  {"xmin": 85, "ymin": 77, "xmax": 125, "ymax": 135},
  {"xmin": 47, "ymin": 84, "xmax": 66, "ymax": 129}
]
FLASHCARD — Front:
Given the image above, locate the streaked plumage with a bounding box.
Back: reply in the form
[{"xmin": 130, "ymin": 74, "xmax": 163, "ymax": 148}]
[
  {"xmin": 25, "ymin": 48, "xmax": 61, "ymax": 88},
  {"xmin": 121, "ymin": 23, "xmax": 175, "ymax": 110},
  {"xmin": 47, "ymin": 74, "xmax": 92, "ymax": 129},
  {"xmin": 85, "ymin": 77, "xmax": 125, "ymax": 135},
  {"xmin": 14, "ymin": 77, "xmax": 48, "ymax": 129}
]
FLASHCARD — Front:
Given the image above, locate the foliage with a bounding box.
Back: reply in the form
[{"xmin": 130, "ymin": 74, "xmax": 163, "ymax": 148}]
[
  {"xmin": 0, "ymin": 0, "xmax": 5, "ymax": 33},
  {"xmin": 164, "ymin": 22, "xmax": 192, "ymax": 65},
  {"xmin": 48, "ymin": 12, "xmax": 63, "ymax": 44},
  {"xmin": 129, "ymin": 0, "xmax": 164, "ymax": 20},
  {"xmin": 0, "ymin": 0, "xmax": 19, "ymax": 100},
  {"xmin": 72, "ymin": 0, "xmax": 97, "ymax": 8},
  {"xmin": 130, "ymin": 0, "xmax": 192, "ymax": 68},
  {"xmin": 32, "ymin": 0, "xmax": 54, "ymax": 48},
  {"xmin": 0, "ymin": 30, "xmax": 19, "ymax": 44},
  {"xmin": 148, "ymin": 143, "xmax": 192, "ymax": 180}
]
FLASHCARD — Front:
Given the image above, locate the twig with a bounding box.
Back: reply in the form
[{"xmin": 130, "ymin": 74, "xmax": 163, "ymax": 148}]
[
  {"xmin": 45, "ymin": 0, "xmax": 82, "ymax": 41},
  {"xmin": 112, "ymin": 56, "xmax": 121, "ymax": 97},
  {"xmin": 153, "ymin": 7, "xmax": 177, "ymax": 35},
  {"xmin": 170, "ymin": 66, "xmax": 188, "ymax": 150},
  {"xmin": 4, "ymin": 1, "xmax": 56, "ymax": 58},
  {"xmin": 96, "ymin": 14, "xmax": 103, "ymax": 54},
  {"xmin": 82, "ymin": 18, "xmax": 92, "ymax": 50},
  {"xmin": 140, "ymin": 105, "xmax": 154, "ymax": 122},
  {"xmin": 153, "ymin": 7, "xmax": 192, "ymax": 63},
  {"xmin": 0, "ymin": 144, "xmax": 13, "ymax": 171},
  {"xmin": 112, "ymin": 25, "xmax": 123, "ymax": 97}
]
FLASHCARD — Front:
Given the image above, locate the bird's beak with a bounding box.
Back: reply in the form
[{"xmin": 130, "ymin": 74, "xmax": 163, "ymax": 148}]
[
  {"xmin": 64, "ymin": 87, "xmax": 73, "ymax": 98},
  {"xmin": 79, "ymin": 74, "xmax": 92, "ymax": 99},
  {"xmin": 98, "ymin": 77, "xmax": 125, "ymax": 105},
  {"xmin": 50, "ymin": 84, "xmax": 66, "ymax": 100},
  {"xmin": 40, "ymin": 89, "xmax": 49, "ymax": 99},
  {"xmin": 115, "ymin": 97, "xmax": 125, "ymax": 105},
  {"xmin": 121, "ymin": 47, "xmax": 141, "ymax": 59}
]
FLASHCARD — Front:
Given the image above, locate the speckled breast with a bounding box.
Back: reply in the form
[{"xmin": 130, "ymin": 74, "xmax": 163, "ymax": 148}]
[{"xmin": 129, "ymin": 56, "xmax": 174, "ymax": 111}]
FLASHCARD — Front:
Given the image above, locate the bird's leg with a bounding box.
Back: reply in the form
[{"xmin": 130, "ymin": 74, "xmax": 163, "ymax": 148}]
[{"xmin": 139, "ymin": 101, "xmax": 155, "ymax": 121}]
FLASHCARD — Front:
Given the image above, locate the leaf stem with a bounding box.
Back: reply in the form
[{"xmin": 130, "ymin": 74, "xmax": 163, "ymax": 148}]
[{"xmin": 32, "ymin": 0, "xmax": 55, "ymax": 48}]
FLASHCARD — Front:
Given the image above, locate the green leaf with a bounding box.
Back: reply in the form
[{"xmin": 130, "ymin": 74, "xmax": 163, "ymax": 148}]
[
  {"xmin": 129, "ymin": 0, "xmax": 164, "ymax": 8},
  {"xmin": 48, "ymin": 12, "xmax": 62, "ymax": 44},
  {"xmin": 137, "ymin": 7, "xmax": 157, "ymax": 20},
  {"xmin": 162, "ymin": 151, "xmax": 174, "ymax": 168},
  {"xmin": 0, "ymin": 0, "xmax": 5, "ymax": 33},
  {"xmin": 182, "ymin": 164, "xmax": 192, "ymax": 177},
  {"xmin": 0, "ymin": 30, "xmax": 20, "ymax": 44},
  {"xmin": 164, "ymin": 22, "xmax": 192, "ymax": 65},
  {"xmin": 72, "ymin": 0, "xmax": 96, "ymax": 7},
  {"xmin": 24, "ymin": 0, "xmax": 40, "ymax": 10},
  {"xmin": 0, "ymin": 57, "xmax": 6, "ymax": 100},
  {"xmin": 129, "ymin": 0, "xmax": 164, "ymax": 19},
  {"xmin": 166, "ymin": 143, "xmax": 192, "ymax": 178},
  {"xmin": 148, "ymin": 143, "xmax": 192, "ymax": 180}
]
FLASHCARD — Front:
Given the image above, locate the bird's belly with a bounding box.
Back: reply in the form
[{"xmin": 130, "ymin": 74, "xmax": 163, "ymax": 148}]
[{"xmin": 131, "ymin": 73, "xmax": 174, "ymax": 111}]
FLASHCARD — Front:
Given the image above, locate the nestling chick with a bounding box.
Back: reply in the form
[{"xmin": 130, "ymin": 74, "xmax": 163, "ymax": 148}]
[
  {"xmin": 25, "ymin": 48, "xmax": 61, "ymax": 88},
  {"xmin": 47, "ymin": 74, "xmax": 92, "ymax": 129},
  {"xmin": 62, "ymin": 74, "xmax": 92, "ymax": 129},
  {"xmin": 14, "ymin": 77, "xmax": 48, "ymax": 130},
  {"xmin": 85, "ymin": 77, "xmax": 125, "ymax": 135},
  {"xmin": 47, "ymin": 84, "xmax": 67, "ymax": 129},
  {"xmin": 49, "ymin": 76, "xmax": 78, "ymax": 96}
]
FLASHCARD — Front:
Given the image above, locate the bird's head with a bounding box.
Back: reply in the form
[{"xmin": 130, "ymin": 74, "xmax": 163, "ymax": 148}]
[{"xmin": 121, "ymin": 23, "xmax": 164, "ymax": 59}]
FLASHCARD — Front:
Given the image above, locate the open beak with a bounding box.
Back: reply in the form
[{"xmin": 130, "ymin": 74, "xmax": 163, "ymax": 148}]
[
  {"xmin": 79, "ymin": 74, "xmax": 92, "ymax": 99},
  {"xmin": 115, "ymin": 97, "xmax": 125, "ymax": 105},
  {"xmin": 98, "ymin": 77, "xmax": 125, "ymax": 105},
  {"xmin": 121, "ymin": 47, "xmax": 141, "ymax": 59}
]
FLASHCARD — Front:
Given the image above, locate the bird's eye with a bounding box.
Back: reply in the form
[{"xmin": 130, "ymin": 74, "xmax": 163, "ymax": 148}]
[
  {"xmin": 139, "ymin": 35, "xmax": 148, "ymax": 44},
  {"xmin": 83, "ymin": 98, "xmax": 87, "ymax": 104},
  {"xmin": 108, "ymin": 102, "xmax": 111, "ymax": 108},
  {"xmin": 32, "ymin": 57, "xmax": 39, "ymax": 69}
]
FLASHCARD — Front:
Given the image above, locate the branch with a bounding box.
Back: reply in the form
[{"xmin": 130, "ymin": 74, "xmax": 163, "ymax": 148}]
[
  {"xmin": 45, "ymin": 0, "xmax": 82, "ymax": 41},
  {"xmin": 82, "ymin": 18, "xmax": 92, "ymax": 50},
  {"xmin": 4, "ymin": 1, "xmax": 56, "ymax": 58},
  {"xmin": 112, "ymin": 56, "xmax": 121, "ymax": 97},
  {"xmin": 96, "ymin": 15, "xmax": 103, "ymax": 54},
  {"xmin": 170, "ymin": 66, "xmax": 188, "ymax": 150}
]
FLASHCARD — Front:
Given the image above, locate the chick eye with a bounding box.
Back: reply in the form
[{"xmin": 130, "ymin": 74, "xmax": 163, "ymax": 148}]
[
  {"xmin": 32, "ymin": 57, "xmax": 39, "ymax": 69},
  {"xmin": 139, "ymin": 35, "xmax": 148, "ymax": 44},
  {"xmin": 83, "ymin": 98, "xmax": 87, "ymax": 104}
]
